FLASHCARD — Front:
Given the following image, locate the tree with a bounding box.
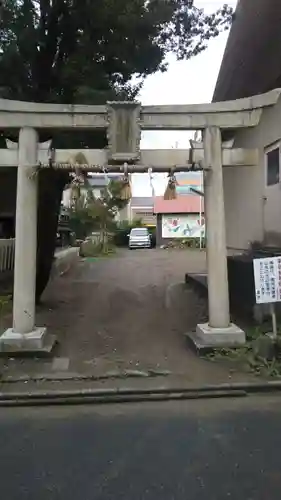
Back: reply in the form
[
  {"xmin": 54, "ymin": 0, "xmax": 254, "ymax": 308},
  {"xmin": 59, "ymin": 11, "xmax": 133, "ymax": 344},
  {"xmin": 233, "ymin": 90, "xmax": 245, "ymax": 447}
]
[
  {"xmin": 68, "ymin": 177, "xmax": 129, "ymax": 246},
  {"xmin": 0, "ymin": 1, "xmax": 233, "ymax": 103},
  {"xmin": 0, "ymin": 0, "xmax": 233, "ymax": 300}
]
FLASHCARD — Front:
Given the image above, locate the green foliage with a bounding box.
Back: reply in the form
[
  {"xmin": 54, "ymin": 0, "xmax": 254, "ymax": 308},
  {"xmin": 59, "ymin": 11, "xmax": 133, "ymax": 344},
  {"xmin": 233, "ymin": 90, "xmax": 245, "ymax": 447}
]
[
  {"xmin": 0, "ymin": 1, "xmax": 233, "ymax": 108},
  {"xmin": 0, "ymin": 294, "xmax": 12, "ymax": 332},
  {"xmin": 79, "ymin": 239, "xmax": 116, "ymax": 258},
  {"xmin": 68, "ymin": 178, "xmax": 129, "ymax": 244},
  {"xmin": 113, "ymin": 228, "xmax": 131, "ymax": 247},
  {"xmin": 86, "ymin": 180, "xmax": 128, "ymax": 231},
  {"xmin": 166, "ymin": 237, "xmax": 206, "ymax": 249},
  {"xmin": 113, "ymin": 220, "xmax": 145, "ymax": 247},
  {"xmin": 118, "ymin": 218, "xmax": 143, "ymax": 231},
  {"xmin": 101, "ymin": 179, "xmax": 129, "ymax": 217},
  {"xmin": 205, "ymin": 321, "xmax": 281, "ymax": 379},
  {"xmin": 68, "ymin": 206, "xmax": 95, "ymax": 240},
  {"xmin": 0, "ymin": 295, "xmax": 11, "ymax": 312},
  {"xmin": 0, "ymin": 0, "xmax": 232, "ymax": 298}
]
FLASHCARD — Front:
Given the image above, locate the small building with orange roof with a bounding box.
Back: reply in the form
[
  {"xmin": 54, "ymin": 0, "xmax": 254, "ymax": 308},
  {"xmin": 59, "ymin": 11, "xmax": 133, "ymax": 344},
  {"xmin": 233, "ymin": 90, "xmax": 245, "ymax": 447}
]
[{"xmin": 153, "ymin": 195, "xmax": 204, "ymax": 247}]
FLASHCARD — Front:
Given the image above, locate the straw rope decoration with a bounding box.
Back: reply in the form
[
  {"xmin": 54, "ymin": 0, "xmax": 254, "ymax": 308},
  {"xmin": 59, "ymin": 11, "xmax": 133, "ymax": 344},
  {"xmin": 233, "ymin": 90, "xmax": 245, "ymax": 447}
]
[
  {"xmin": 69, "ymin": 152, "xmax": 88, "ymax": 203},
  {"xmin": 120, "ymin": 162, "xmax": 132, "ymax": 200},
  {"xmin": 164, "ymin": 167, "xmax": 178, "ymax": 200}
]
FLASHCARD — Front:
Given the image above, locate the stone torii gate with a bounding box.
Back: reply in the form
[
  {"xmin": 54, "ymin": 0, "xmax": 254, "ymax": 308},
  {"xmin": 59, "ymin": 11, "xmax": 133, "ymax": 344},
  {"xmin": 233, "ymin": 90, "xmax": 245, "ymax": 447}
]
[{"xmin": 0, "ymin": 89, "xmax": 279, "ymax": 354}]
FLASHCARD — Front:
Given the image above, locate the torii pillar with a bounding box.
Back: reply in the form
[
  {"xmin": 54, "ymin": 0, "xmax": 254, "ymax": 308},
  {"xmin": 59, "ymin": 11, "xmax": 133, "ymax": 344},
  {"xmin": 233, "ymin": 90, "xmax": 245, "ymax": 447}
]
[
  {"xmin": 190, "ymin": 126, "xmax": 245, "ymax": 348},
  {"xmin": 0, "ymin": 127, "xmax": 55, "ymax": 353}
]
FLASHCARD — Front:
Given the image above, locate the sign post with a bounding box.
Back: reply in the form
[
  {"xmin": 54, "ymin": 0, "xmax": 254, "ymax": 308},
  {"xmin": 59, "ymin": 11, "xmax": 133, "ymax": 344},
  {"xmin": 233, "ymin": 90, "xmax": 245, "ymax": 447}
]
[{"xmin": 253, "ymin": 256, "xmax": 281, "ymax": 339}]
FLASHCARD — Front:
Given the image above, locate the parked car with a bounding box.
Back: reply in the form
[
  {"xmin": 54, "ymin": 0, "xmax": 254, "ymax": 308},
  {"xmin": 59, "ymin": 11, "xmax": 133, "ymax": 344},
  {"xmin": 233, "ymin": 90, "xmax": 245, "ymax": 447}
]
[{"xmin": 128, "ymin": 227, "xmax": 151, "ymax": 249}]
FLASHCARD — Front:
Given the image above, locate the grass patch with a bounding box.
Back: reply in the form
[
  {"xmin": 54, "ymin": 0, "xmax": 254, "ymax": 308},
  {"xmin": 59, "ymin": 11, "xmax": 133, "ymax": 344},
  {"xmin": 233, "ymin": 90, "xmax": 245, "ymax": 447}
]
[
  {"xmin": 0, "ymin": 294, "xmax": 12, "ymax": 333},
  {"xmin": 246, "ymin": 321, "xmax": 281, "ymax": 339},
  {"xmin": 165, "ymin": 238, "xmax": 206, "ymax": 250},
  {"xmin": 204, "ymin": 322, "xmax": 281, "ymax": 379},
  {"xmin": 206, "ymin": 348, "xmax": 281, "ymax": 379}
]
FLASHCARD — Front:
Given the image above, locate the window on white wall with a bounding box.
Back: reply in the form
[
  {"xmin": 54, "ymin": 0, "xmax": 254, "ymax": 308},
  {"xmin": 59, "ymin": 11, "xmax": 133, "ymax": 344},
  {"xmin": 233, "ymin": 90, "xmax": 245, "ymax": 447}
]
[{"xmin": 266, "ymin": 146, "xmax": 280, "ymax": 186}]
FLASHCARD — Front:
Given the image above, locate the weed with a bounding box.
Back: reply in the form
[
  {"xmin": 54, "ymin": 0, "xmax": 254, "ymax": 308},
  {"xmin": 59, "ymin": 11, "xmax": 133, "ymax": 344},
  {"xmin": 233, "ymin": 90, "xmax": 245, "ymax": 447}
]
[{"xmin": 0, "ymin": 294, "xmax": 12, "ymax": 333}]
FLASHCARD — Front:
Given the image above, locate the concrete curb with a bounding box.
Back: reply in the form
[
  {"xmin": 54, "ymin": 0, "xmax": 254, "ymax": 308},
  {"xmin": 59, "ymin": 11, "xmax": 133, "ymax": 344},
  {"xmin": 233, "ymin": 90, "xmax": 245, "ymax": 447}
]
[
  {"xmin": 0, "ymin": 390, "xmax": 247, "ymax": 407},
  {"xmin": 1, "ymin": 381, "xmax": 281, "ymax": 406},
  {"xmin": 0, "ymin": 369, "xmax": 172, "ymax": 384}
]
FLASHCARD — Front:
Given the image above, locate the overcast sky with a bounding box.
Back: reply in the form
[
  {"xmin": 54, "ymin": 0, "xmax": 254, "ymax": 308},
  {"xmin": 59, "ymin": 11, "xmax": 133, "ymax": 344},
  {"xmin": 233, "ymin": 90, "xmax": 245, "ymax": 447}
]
[{"xmin": 133, "ymin": 0, "xmax": 237, "ymax": 196}]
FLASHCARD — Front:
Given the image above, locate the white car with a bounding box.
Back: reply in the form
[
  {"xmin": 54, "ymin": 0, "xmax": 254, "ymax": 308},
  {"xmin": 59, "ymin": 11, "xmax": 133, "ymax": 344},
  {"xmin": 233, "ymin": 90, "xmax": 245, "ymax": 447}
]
[{"xmin": 128, "ymin": 227, "xmax": 151, "ymax": 249}]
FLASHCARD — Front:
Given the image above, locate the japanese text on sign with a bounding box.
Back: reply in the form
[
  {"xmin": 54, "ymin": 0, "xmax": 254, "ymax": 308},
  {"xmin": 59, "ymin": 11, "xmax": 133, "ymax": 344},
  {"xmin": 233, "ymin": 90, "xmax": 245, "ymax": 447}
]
[{"xmin": 253, "ymin": 256, "xmax": 281, "ymax": 304}]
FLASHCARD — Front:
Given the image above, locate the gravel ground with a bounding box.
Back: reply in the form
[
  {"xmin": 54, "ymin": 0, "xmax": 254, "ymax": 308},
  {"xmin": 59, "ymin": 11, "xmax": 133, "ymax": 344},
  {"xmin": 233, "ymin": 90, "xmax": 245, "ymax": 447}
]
[{"xmin": 0, "ymin": 248, "xmax": 254, "ymax": 384}]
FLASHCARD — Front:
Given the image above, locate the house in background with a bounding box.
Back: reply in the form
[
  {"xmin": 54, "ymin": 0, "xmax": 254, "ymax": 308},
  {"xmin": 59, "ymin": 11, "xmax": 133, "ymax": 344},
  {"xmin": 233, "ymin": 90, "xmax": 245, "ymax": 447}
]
[
  {"xmin": 61, "ymin": 173, "xmax": 203, "ymax": 228},
  {"xmin": 153, "ymin": 196, "xmax": 205, "ymax": 247},
  {"xmin": 62, "ymin": 174, "xmax": 122, "ymax": 206},
  {"xmin": 62, "ymin": 173, "xmax": 128, "ymax": 221},
  {"xmin": 62, "ymin": 177, "xmax": 156, "ymax": 225},
  {"xmin": 126, "ymin": 197, "xmax": 156, "ymax": 226}
]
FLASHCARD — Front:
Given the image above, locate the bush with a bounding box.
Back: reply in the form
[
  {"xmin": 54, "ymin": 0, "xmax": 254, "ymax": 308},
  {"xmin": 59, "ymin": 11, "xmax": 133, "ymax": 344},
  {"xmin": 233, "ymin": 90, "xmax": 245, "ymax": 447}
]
[
  {"xmin": 149, "ymin": 227, "xmax": 156, "ymax": 248},
  {"xmin": 0, "ymin": 295, "xmax": 12, "ymax": 333},
  {"xmin": 79, "ymin": 239, "xmax": 116, "ymax": 257},
  {"xmin": 166, "ymin": 238, "xmax": 205, "ymax": 249},
  {"xmin": 113, "ymin": 228, "xmax": 130, "ymax": 247}
]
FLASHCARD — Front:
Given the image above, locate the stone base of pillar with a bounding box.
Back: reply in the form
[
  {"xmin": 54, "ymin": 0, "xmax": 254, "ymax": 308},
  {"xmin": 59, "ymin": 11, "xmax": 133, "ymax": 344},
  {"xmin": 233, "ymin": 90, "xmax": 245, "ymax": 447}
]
[
  {"xmin": 0, "ymin": 327, "xmax": 56, "ymax": 355},
  {"xmin": 186, "ymin": 323, "xmax": 246, "ymax": 351}
]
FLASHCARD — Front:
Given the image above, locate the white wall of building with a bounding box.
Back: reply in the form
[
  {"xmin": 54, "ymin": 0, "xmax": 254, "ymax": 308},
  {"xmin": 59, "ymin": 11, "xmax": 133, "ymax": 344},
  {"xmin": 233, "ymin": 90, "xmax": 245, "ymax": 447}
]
[
  {"xmin": 62, "ymin": 185, "xmax": 130, "ymax": 224},
  {"xmin": 62, "ymin": 186, "xmax": 103, "ymax": 207},
  {"xmin": 224, "ymin": 96, "xmax": 281, "ymax": 250}
]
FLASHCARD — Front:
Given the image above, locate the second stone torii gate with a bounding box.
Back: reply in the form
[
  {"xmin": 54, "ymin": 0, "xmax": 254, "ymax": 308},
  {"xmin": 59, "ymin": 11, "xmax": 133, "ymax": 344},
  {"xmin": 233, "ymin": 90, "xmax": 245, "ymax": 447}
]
[{"xmin": 0, "ymin": 89, "xmax": 279, "ymax": 354}]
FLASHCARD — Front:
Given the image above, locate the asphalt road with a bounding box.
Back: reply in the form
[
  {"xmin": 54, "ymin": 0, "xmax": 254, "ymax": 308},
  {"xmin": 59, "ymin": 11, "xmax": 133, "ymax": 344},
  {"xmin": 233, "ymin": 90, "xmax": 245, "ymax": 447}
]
[{"xmin": 1, "ymin": 396, "xmax": 281, "ymax": 499}]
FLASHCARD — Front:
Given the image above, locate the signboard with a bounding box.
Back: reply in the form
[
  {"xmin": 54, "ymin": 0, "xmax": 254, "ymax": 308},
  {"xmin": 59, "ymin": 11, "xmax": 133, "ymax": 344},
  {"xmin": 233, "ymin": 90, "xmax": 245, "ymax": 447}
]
[
  {"xmin": 253, "ymin": 256, "xmax": 281, "ymax": 304},
  {"xmin": 162, "ymin": 214, "xmax": 205, "ymax": 239}
]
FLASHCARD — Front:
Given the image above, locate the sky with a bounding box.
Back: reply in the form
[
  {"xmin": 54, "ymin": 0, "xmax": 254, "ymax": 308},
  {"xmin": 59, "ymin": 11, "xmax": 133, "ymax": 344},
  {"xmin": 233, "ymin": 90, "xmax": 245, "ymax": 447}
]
[{"xmin": 133, "ymin": 0, "xmax": 237, "ymax": 196}]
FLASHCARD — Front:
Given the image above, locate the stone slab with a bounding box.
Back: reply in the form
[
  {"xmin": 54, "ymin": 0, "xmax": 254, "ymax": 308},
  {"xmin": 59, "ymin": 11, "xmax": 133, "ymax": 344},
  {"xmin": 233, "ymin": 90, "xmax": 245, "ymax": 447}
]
[
  {"xmin": 186, "ymin": 322, "xmax": 246, "ymax": 351},
  {"xmin": 52, "ymin": 357, "xmax": 70, "ymax": 372},
  {"xmin": 0, "ymin": 327, "xmax": 57, "ymax": 356}
]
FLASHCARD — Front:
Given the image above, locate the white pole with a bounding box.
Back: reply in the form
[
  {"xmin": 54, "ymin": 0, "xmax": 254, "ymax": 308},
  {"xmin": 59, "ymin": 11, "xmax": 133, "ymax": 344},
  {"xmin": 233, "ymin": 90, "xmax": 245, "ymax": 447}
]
[{"xmin": 270, "ymin": 303, "xmax": 277, "ymax": 339}]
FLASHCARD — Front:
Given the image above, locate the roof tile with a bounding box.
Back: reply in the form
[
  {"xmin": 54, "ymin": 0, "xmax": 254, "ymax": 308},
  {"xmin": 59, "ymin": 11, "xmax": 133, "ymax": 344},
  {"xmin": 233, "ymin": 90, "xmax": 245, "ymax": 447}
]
[{"xmin": 153, "ymin": 195, "xmax": 204, "ymax": 214}]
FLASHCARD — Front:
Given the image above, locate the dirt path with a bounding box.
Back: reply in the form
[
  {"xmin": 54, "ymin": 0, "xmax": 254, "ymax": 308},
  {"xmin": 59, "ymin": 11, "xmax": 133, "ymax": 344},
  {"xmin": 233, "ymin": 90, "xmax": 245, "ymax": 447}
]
[{"xmin": 1, "ymin": 249, "xmax": 254, "ymax": 384}]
